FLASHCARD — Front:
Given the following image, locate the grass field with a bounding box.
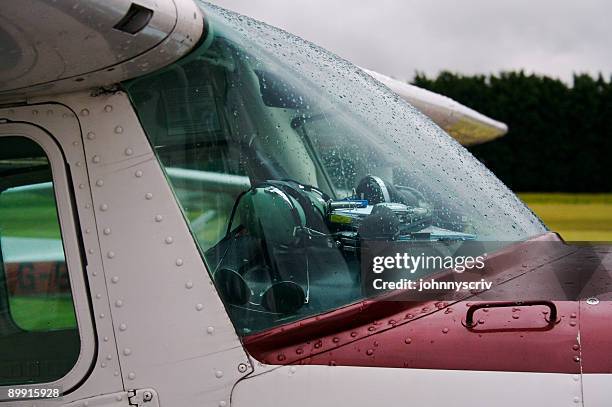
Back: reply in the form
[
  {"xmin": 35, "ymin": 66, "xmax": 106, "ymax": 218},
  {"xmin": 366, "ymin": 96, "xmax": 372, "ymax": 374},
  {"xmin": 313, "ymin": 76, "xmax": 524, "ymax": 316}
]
[
  {"xmin": 9, "ymin": 296, "xmax": 77, "ymax": 331},
  {"xmin": 519, "ymin": 193, "xmax": 612, "ymax": 241},
  {"xmin": 0, "ymin": 188, "xmax": 61, "ymax": 239}
]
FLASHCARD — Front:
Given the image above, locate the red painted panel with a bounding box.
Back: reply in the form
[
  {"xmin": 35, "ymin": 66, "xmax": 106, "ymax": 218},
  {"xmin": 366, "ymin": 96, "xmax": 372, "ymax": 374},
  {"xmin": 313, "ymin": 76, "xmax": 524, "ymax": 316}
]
[
  {"xmin": 576, "ymin": 245, "xmax": 612, "ymax": 373},
  {"xmin": 580, "ymin": 300, "xmax": 612, "ymax": 373},
  {"xmin": 247, "ymin": 299, "xmax": 580, "ymax": 373},
  {"xmin": 244, "ymin": 234, "xmax": 591, "ymax": 373}
]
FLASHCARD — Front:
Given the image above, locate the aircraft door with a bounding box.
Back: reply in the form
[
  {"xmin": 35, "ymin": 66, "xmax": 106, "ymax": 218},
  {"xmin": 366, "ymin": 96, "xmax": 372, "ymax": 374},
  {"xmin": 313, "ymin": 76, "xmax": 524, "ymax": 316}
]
[{"xmin": 0, "ymin": 120, "xmax": 100, "ymax": 403}]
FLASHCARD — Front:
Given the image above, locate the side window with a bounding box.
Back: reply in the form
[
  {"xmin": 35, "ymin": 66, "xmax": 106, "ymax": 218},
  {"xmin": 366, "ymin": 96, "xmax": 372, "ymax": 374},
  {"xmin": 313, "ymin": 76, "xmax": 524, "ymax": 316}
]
[{"xmin": 0, "ymin": 136, "xmax": 80, "ymax": 385}]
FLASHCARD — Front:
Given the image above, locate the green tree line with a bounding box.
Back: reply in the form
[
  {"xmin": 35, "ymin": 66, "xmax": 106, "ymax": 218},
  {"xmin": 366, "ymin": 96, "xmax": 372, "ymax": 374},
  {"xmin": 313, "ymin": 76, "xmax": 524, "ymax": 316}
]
[{"xmin": 412, "ymin": 71, "xmax": 611, "ymax": 192}]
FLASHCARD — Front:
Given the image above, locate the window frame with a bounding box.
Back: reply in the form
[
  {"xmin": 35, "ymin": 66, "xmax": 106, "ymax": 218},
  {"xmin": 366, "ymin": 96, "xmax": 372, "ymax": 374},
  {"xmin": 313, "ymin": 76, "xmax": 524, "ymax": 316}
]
[{"xmin": 0, "ymin": 123, "xmax": 95, "ymax": 396}]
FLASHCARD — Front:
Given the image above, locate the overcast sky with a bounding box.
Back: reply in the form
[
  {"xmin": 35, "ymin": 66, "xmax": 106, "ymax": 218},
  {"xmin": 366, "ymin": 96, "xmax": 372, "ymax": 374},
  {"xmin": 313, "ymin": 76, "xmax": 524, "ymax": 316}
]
[{"xmin": 212, "ymin": 0, "xmax": 612, "ymax": 84}]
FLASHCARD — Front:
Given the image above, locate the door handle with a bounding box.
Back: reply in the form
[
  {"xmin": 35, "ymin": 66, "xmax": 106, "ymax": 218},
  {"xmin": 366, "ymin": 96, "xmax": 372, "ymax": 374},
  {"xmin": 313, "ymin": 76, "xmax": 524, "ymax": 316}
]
[{"xmin": 464, "ymin": 300, "xmax": 557, "ymax": 328}]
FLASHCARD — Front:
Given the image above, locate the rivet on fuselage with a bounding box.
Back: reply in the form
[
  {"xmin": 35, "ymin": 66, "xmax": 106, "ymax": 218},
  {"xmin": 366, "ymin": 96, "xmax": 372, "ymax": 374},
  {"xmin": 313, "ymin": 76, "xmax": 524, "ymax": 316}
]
[
  {"xmin": 104, "ymin": 105, "xmax": 113, "ymax": 112},
  {"xmin": 165, "ymin": 236, "xmax": 174, "ymax": 244},
  {"xmin": 125, "ymin": 148, "xmax": 133, "ymax": 156},
  {"xmin": 87, "ymin": 132, "xmax": 96, "ymax": 140},
  {"xmin": 115, "ymin": 126, "xmax": 123, "ymax": 134},
  {"xmin": 101, "ymin": 204, "xmax": 109, "ymax": 211},
  {"xmin": 155, "ymin": 215, "xmax": 163, "ymax": 222},
  {"xmin": 207, "ymin": 326, "xmax": 215, "ymax": 334},
  {"xmin": 103, "ymin": 228, "xmax": 111, "ymax": 235},
  {"xmin": 123, "ymin": 348, "xmax": 132, "ymax": 356},
  {"xmin": 115, "ymin": 300, "xmax": 123, "ymax": 308},
  {"xmin": 185, "ymin": 281, "xmax": 193, "ymax": 289},
  {"xmin": 176, "ymin": 258, "xmax": 184, "ymax": 267},
  {"xmin": 196, "ymin": 303, "xmax": 203, "ymax": 311},
  {"xmin": 145, "ymin": 192, "xmax": 153, "ymax": 200},
  {"xmin": 80, "ymin": 109, "xmax": 90, "ymax": 116},
  {"xmin": 96, "ymin": 179, "xmax": 104, "ymax": 187},
  {"xmin": 111, "ymin": 276, "xmax": 119, "ymax": 284},
  {"xmin": 215, "ymin": 370, "xmax": 223, "ymax": 378},
  {"xmin": 119, "ymin": 323, "xmax": 127, "ymax": 331},
  {"xmin": 586, "ymin": 297, "xmax": 599, "ymax": 305},
  {"xmin": 128, "ymin": 372, "xmax": 135, "ymax": 380},
  {"xmin": 135, "ymin": 170, "xmax": 143, "ymax": 178}
]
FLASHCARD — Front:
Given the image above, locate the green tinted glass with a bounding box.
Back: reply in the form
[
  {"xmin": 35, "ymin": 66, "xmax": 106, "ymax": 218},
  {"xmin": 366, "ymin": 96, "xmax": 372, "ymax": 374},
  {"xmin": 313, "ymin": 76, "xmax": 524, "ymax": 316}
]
[{"xmin": 0, "ymin": 136, "xmax": 79, "ymax": 385}]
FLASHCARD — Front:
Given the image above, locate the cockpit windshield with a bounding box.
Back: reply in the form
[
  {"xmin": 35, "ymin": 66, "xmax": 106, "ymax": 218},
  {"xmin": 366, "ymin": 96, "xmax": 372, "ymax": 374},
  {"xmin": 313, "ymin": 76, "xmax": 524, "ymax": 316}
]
[{"xmin": 124, "ymin": 2, "xmax": 546, "ymax": 334}]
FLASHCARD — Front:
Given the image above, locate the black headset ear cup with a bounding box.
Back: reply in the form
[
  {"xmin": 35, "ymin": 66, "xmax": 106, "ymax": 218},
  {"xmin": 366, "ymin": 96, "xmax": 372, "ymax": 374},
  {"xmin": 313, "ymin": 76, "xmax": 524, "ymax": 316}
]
[
  {"xmin": 356, "ymin": 175, "xmax": 391, "ymax": 205},
  {"xmin": 261, "ymin": 281, "xmax": 306, "ymax": 314},
  {"xmin": 214, "ymin": 268, "xmax": 251, "ymax": 305},
  {"xmin": 358, "ymin": 204, "xmax": 400, "ymax": 240}
]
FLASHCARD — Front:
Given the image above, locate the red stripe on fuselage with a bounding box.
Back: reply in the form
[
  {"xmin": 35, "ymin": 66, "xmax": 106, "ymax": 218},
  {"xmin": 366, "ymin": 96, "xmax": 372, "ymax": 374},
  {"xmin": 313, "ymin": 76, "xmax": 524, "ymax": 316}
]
[{"xmin": 244, "ymin": 234, "xmax": 599, "ymax": 373}]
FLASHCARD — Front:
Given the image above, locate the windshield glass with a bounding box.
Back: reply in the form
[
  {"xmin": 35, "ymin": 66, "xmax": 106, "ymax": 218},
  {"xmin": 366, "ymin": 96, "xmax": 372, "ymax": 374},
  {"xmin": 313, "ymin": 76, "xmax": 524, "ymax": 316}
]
[{"xmin": 124, "ymin": 2, "xmax": 546, "ymax": 334}]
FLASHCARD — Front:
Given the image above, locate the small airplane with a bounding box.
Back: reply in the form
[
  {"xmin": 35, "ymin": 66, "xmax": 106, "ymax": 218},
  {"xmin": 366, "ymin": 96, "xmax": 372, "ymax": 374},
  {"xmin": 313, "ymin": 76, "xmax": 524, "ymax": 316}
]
[{"xmin": 0, "ymin": 1, "xmax": 609, "ymax": 407}]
